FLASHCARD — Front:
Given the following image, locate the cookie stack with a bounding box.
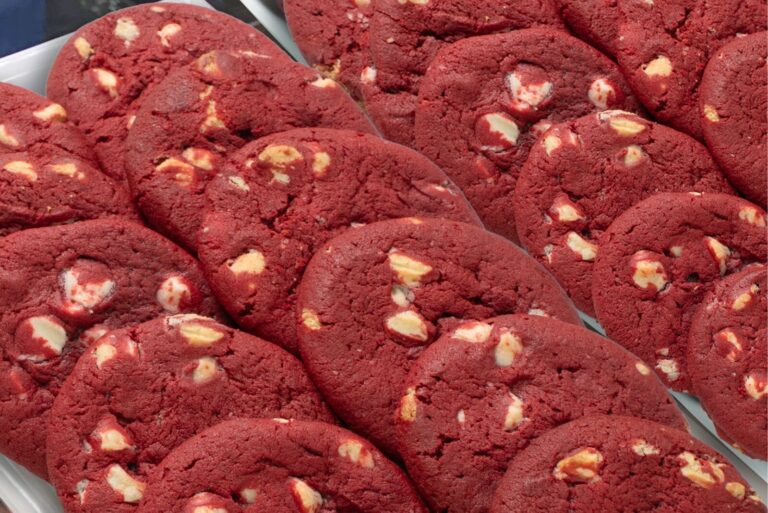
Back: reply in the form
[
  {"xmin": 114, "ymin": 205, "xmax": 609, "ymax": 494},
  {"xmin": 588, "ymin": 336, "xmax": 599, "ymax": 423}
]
[{"xmin": 0, "ymin": 2, "xmax": 764, "ymax": 512}]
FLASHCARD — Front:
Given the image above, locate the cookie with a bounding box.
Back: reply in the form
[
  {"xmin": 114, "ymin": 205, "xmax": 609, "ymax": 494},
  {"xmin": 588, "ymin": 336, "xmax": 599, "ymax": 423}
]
[
  {"xmin": 198, "ymin": 127, "xmax": 480, "ymax": 353},
  {"xmin": 514, "ymin": 110, "xmax": 732, "ymax": 315},
  {"xmin": 615, "ymin": 0, "xmax": 766, "ymax": 139},
  {"xmin": 490, "ymin": 415, "xmax": 765, "ymax": 513},
  {"xmin": 688, "ymin": 264, "xmax": 767, "ymax": 460},
  {"xmin": 363, "ymin": 0, "xmax": 564, "ymax": 145},
  {"xmin": 0, "ymin": 219, "xmax": 220, "ymax": 477},
  {"xmin": 47, "ymin": 315, "xmax": 334, "ymax": 513},
  {"xmin": 700, "ymin": 32, "xmax": 767, "ymax": 206},
  {"xmin": 125, "ymin": 50, "xmax": 376, "ymax": 251},
  {"xmin": 415, "ymin": 28, "xmax": 640, "ymax": 241},
  {"xmin": 136, "ymin": 419, "xmax": 428, "ymax": 513},
  {"xmin": 554, "ymin": 0, "xmax": 621, "ymax": 57},
  {"xmin": 592, "ymin": 192, "xmax": 767, "ymax": 392},
  {"xmin": 397, "ymin": 314, "xmax": 686, "ymax": 513},
  {"xmin": 46, "ymin": 3, "xmax": 289, "ymax": 182},
  {"xmin": 284, "ymin": 0, "xmax": 372, "ymax": 98},
  {"xmin": 297, "ymin": 217, "xmax": 581, "ymax": 455}
]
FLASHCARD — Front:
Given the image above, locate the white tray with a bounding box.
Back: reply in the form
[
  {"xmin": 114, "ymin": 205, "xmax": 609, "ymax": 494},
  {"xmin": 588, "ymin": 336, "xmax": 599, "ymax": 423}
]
[{"xmin": 0, "ymin": 1, "xmax": 765, "ymax": 510}]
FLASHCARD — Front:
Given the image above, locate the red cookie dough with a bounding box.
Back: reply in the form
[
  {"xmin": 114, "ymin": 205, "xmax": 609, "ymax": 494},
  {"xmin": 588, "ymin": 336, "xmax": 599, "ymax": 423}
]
[
  {"xmin": 615, "ymin": 0, "xmax": 766, "ymax": 139},
  {"xmin": 397, "ymin": 314, "xmax": 685, "ymax": 513},
  {"xmin": 198, "ymin": 127, "xmax": 480, "ymax": 353},
  {"xmin": 0, "ymin": 219, "xmax": 219, "ymax": 477},
  {"xmin": 297, "ymin": 217, "xmax": 581, "ymax": 455},
  {"xmin": 125, "ymin": 50, "xmax": 376, "ymax": 251},
  {"xmin": 363, "ymin": 0, "xmax": 564, "ymax": 145},
  {"xmin": 554, "ymin": 0, "xmax": 622, "ymax": 57},
  {"xmin": 490, "ymin": 415, "xmax": 765, "ymax": 513},
  {"xmin": 47, "ymin": 316, "xmax": 334, "ymax": 513},
  {"xmin": 47, "ymin": 3, "xmax": 288, "ymax": 182},
  {"xmin": 700, "ymin": 32, "xmax": 767, "ymax": 206},
  {"xmin": 0, "ymin": 83, "xmax": 137, "ymax": 235},
  {"xmin": 284, "ymin": 0, "xmax": 372, "ymax": 98},
  {"xmin": 688, "ymin": 264, "xmax": 767, "ymax": 460},
  {"xmin": 514, "ymin": 110, "xmax": 732, "ymax": 315},
  {"xmin": 592, "ymin": 193, "xmax": 767, "ymax": 392},
  {"xmin": 136, "ymin": 419, "xmax": 428, "ymax": 513},
  {"xmin": 415, "ymin": 29, "xmax": 640, "ymax": 241}
]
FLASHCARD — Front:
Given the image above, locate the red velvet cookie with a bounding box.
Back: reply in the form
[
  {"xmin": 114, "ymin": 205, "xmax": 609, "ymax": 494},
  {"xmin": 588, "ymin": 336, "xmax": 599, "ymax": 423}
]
[
  {"xmin": 490, "ymin": 415, "xmax": 765, "ymax": 513},
  {"xmin": 615, "ymin": 0, "xmax": 766, "ymax": 139},
  {"xmin": 198, "ymin": 128, "xmax": 480, "ymax": 353},
  {"xmin": 415, "ymin": 28, "xmax": 640, "ymax": 241},
  {"xmin": 688, "ymin": 264, "xmax": 767, "ymax": 460},
  {"xmin": 554, "ymin": 0, "xmax": 622, "ymax": 57},
  {"xmin": 592, "ymin": 193, "xmax": 767, "ymax": 392},
  {"xmin": 136, "ymin": 419, "xmax": 428, "ymax": 513},
  {"xmin": 363, "ymin": 0, "xmax": 564, "ymax": 145},
  {"xmin": 284, "ymin": 0, "xmax": 372, "ymax": 98},
  {"xmin": 0, "ymin": 219, "xmax": 219, "ymax": 477},
  {"xmin": 47, "ymin": 316, "xmax": 334, "ymax": 513},
  {"xmin": 125, "ymin": 50, "xmax": 376, "ymax": 251},
  {"xmin": 397, "ymin": 314, "xmax": 685, "ymax": 513},
  {"xmin": 297, "ymin": 217, "xmax": 581, "ymax": 455},
  {"xmin": 700, "ymin": 32, "xmax": 767, "ymax": 206},
  {"xmin": 47, "ymin": 3, "xmax": 288, "ymax": 182},
  {"xmin": 514, "ymin": 110, "xmax": 731, "ymax": 314},
  {"xmin": 0, "ymin": 83, "xmax": 137, "ymax": 235}
]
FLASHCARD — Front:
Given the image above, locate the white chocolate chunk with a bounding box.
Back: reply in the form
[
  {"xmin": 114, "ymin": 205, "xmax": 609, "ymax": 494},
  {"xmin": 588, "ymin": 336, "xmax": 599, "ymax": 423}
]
[
  {"xmin": 452, "ymin": 322, "xmax": 492, "ymax": 343},
  {"xmin": 289, "ymin": 478, "xmax": 323, "ymax": 513},
  {"xmin": 106, "ymin": 465, "xmax": 146, "ymax": 503},
  {"xmin": 553, "ymin": 448, "xmax": 603, "ymax": 483},
  {"xmin": 623, "ymin": 144, "xmax": 646, "ymax": 167},
  {"xmin": 630, "ymin": 252, "xmax": 668, "ymax": 291},
  {"xmin": 588, "ymin": 78, "xmax": 615, "ymax": 110},
  {"xmin": 157, "ymin": 23, "xmax": 181, "ymax": 47},
  {"xmin": 192, "ymin": 357, "xmax": 220, "ymax": 384},
  {"xmin": 360, "ymin": 66, "xmax": 377, "ymax": 84},
  {"xmin": 643, "ymin": 56, "xmax": 673, "ymax": 78},
  {"xmin": 0, "ymin": 124, "xmax": 19, "ymax": 147},
  {"xmin": 399, "ymin": 387, "xmax": 417, "ymax": 422},
  {"xmin": 481, "ymin": 113, "xmax": 520, "ymax": 146},
  {"xmin": 656, "ymin": 359, "xmax": 680, "ymax": 382},
  {"xmin": 76, "ymin": 480, "xmax": 89, "ymax": 505},
  {"xmin": 180, "ymin": 322, "xmax": 224, "ymax": 347},
  {"xmin": 385, "ymin": 311, "xmax": 428, "ymax": 341},
  {"xmin": 200, "ymin": 100, "xmax": 226, "ymax": 132},
  {"xmin": 312, "ymin": 151, "xmax": 331, "ymax": 177},
  {"xmin": 28, "ymin": 316, "xmax": 68, "ymax": 357},
  {"xmin": 94, "ymin": 343, "xmax": 117, "ymax": 369},
  {"xmin": 114, "ymin": 17, "xmax": 140, "ymax": 45},
  {"xmin": 227, "ymin": 250, "xmax": 266, "ymax": 275},
  {"xmin": 732, "ymin": 284, "xmax": 759, "ymax": 310},
  {"xmin": 457, "ymin": 410, "xmax": 466, "ymax": 424},
  {"xmin": 182, "ymin": 147, "xmax": 214, "ymax": 170},
  {"xmin": 93, "ymin": 335, "xmax": 138, "ymax": 369},
  {"xmin": 631, "ymin": 439, "xmax": 660, "ymax": 456},
  {"xmin": 258, "ymin": 145, "xmax": 303, "ymax": 180},
  {"xmin": 228, "ymin": 175, "xmax": 250, "ymax": 191},
  {"xmin": 33, "ymin": 103, "xmax": 67, "ymax": 122},
  {"xmin": 738, "ymin": 206, "xmax": 766, "ymax": 227},
  {"xmin": 669, "ymin": 245, "xmax": 683, "ymax": 257},
  {"xmin": 566, "ymin": 232, "xmax": 598, "ymax": 261},
  {"xmin": 388, "ymin": 252, "xmax": 432, "ymax": 287},
  {"xmin": 391, "ymin": 284, "xmax": 413, "ymax": 307},
  {"xmin": 726, "ymin": 482, "xmax": 747, "ymax": 500},
  {"xmin": 503, "ymin": 393, "xmax": 525, "ymax": 430},
  {"xmin": 156, "ymin": 275, "xmax": 192, "ymax": 314},
  {"xmin": 61, "ymin": 267, "xmax": 115, "ymax": 310},
  {"xmin": 507, "ymin": 71, "xmax": 553, "ymax": 112},
  {"xmin": 91, "ymin": 68, "xmax": 119, "ymax": 98},
  {"xmin": 4, "ymin": 161, "xmax": 37, "ymax": 181},
  {"xmin": 310, "ymin": 77, "xmax": 337, "ymax": 88},
  {"xmin": 550, "ymin": 196, "xmax": 585, "ymax": 223},
  {"xmin": 744, "ymin": 372, "xmax": 766, "ymax": 400},
  {"xmin": 302, "ymin": 309, "xmax": 322, "ymax": 330},
  {"xmin": 705, "ymin": 237, "xmax": 730, "ymax": 275},
  {"xmin": 240, "ymin": 488, "xmax": 259, "ymax": 504},
  {"xmin": 677, "ymin": 452, "xmax": 725, "ymax": 488},
  {"xmin": 338, "ymin": 440, "xmax": 375, "ymax": 469},
  {"xmin": 703, "ymin": 104, "xmax": 720, "ymax": 122},
  {"xmin": 495, "ymin": 331, "xmax": 523, "ymax": 367},
  {"xmin": 715, "ymin": 329, "xmax": 743, "ymax": 361},
  {"xmin": 50, "ymin": 163, "xmax": 85, "ymax": 179},
  {"xmin": 635, "ymin": 362, "xmax": 651, "ymax": 375},
  {"xmin": 93, "ymin": 419, "xmax": 134, "ymax": 452},
  {"xmin": 74, "ymin": 37, "xmax": 93, "ymax": 59},
  {"xmin": 609, "ymin": 116, "xmax": 646, "ymax": 136}
]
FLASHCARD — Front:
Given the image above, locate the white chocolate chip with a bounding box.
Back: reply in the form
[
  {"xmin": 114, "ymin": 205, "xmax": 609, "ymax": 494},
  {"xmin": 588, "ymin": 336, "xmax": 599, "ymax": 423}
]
[
  {"xmin": 156, "ymin": 275, "xmax": 193, "ymax": 314},
  {"xmin": 92, "ymin": 419, "xmax": 134, "ymax": 452},
  {"xmin": 228, "ymin": 175, "xmax": 250, "ymax": 191},
  {"xmin": 705, "ymin": 237, "xmax": 730, "ymax": 276},
  {"xmin": 608, "ymin": 116, "xmax": 646, "ymax": 136},
  {"xmin": 360, "ymin": 66, "xmax": 377, "ymax": 84},
  {"xmin": 391, "ymin": 284, "xmax": 413, "ymax": 307},
  {"xmin": 182, "ymin": 147, "xmax": 214, "ymax": 170},
  {"xmin": 106, "ymin": 465, "xmax": 146, "ymax": 503},
  {"xmin": 3, "ymin": 161, "xmax": 37, "ymax": 181},
  {"xmin": 155, "ymin": 158, "xmax": 195, "ymax": 186},
  {"xmin": 0, "ymin": 124, "xmax": 19, "ymax": 147},
  {"xmin": 669, "ymin": 245, "xmax": 683, "ymax": 257},
  {"xmin": 93, "ymin": 335, "xmax": 138, "ymax": 369},
  {"xmin": 94, "ymin": 344, "xmax": 117, "ymax": 369},
  {"xmin": 301, "ymin": 309, "xmax": 322, "ymax": 330},
  {"xmin": 19, "ymin": 316, "xmax": 68, "ymax": 360},
  {"xmin": 338, "ymin": 440, "xmax": 375, "ymax": 469},
  {"xmin": 506, "ymin": 71, "xmax": 553, "ymax": 112},
  {"xmin": 566, "ymin": 232, "xmax": 598, "ymax": 261},
  {"xmin": 91, "ymin": 68, "xmax": 119, "ymax": 98},
  {"xmin": 310, "ymin": 77, "xmax": 337, "ymax": 88},
  {"xmin": 588, "ymin": 78, "xmax": 615, "ymax": 110},
  {"xmin": 191, "ymin": 357, "xmax": 220, "ymax": 384},
  {"xmin": 543, "ymin": 244, "xmax": 554, "ymax": 263},
  {"xmin": 33, "ymin": 103, "xmax": 67, "ymax": 122},
  {"xmin": 240, "ymin": 488, "xmax": 259, "ymax": 504},
  {"xmin": 76, "ymin": 480, "xmax": 89, "ymax": 505},
  {"xmin": 150, "ymin": 5, "xmax": 165, "ymax": 12},
  {"xmin": 503, "ymin": 393, "xmax": 526, "ymax": 430},
  {"xmin": 74, "ymin": 37, "xmax": 94, "ymax": 59},
  {"xmin": 388, "ymin": 252, "xmax": 432, "ymax": 287},
  {"xmin": 457, "ymin": 410, "xmax": 466, "ymax": 424},
  {"xmin": 452, "ymin": 321, "xmax": 492, "ymax": 343},
  {"xmin": 60, "ymin": 267, "xmax": 115, "ymax": 311},
  {"xmin": 289, "ymin": 478, "xmax": 323, "ymax": 513},
  {"xmin": 549, "ymin": 196, "xmax": 586, "ymax": 223},
  {"xmin": 738, "ymin": 206, "xmax": 766, "ymax": 227},
  {"xmin": 643, "ymin": 56, "xmax": 673, "ymax": 78},
  {"xmin": 385, "ymin": 310, "xmax": 429, "ymax": 341},
  {"xmin": 635, "ymin": 362, "xmax": 651, "ymax": 375},
  {"xmin": 631, "ymin": 439, "xmax": 660, "ymax": 456},
  {"xmin": 495, "ymin": 331, "xmax": 523, "ymax": 367},
  {"xmin": 179, "ymin": 322, "xmax": 224, "ymax": 347},
  {"xmin": 715, "ymin": 329, "xmax": 743, "ymax": 361},
  {"xmin": 114, "ymin": 17, "xmax": 140, "ymax": 45},
  {"xmin": 726, "ymin": 482, "xmax": 747, "ymax": 500},
  {"xmin": 157, "ymin": 23, "xmax": 181, "ymax": 47},
  {"xmin": 656, "ymin": 359, "xmax": 680, "ymax": 382},
  {"xmin": 227, "ymin": 250, "xmax": 266, "ymax": 275},
  {"xmin": 312, "ymin": 151, "xmax": 331, "ymax": 177},
  {"xmin": 623, "ymin": 145, "xmax": 646, "ymax": 167},
  {"xmin": 197, "ymin": 52, "xmax": 221, "ymax": 75},
  {"xmin": 481, "ymin": 112, "xmax": 520, "ymax": 147},
  {"xmin": 50, "ymin": 163, "xmax": 85, "ymax": 180},
  {"xmin": 732, "ymin": 284, "xmax": 758, "ymax": 311},
  {"xmin": 543, "ymin": 134, "xmax": 562, "ymax": 156},
  {"xmin": 200, "ymin": 100, "xmax": 226, "ymax": 133},
  {"xmin": 677, "ymin": 452, "xmax": 725, "ymax": 488},
  {"xmin": 630, "ymin": 251, "xmax": 668, "ymax": 291},
  {"xmin": 399, "ymin": 387, "xmax": 417, "ymax": 422},
  {"xmin": 553, "ymin": 448, "xmax": 604, "ymax": 483},
  {"xmin": 527, "ymin": 308, "xmax": 547, "ymax": 316},
  {"xmin": 166, "ymin": 313, "xmax": 210, "ymax": 327},
  {"xmin": 703, "ymin": 104, "xmax": 720, "ymax": 122},
  {"xmin": 744, "ymin": 372, "xmax": 766, "ymax": 400}
]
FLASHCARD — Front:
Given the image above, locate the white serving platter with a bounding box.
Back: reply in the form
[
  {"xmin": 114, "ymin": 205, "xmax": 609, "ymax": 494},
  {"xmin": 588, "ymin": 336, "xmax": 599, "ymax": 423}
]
[{"xmin": 0, "ymin": 0, "xmax": 764, "ymax": 510}]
